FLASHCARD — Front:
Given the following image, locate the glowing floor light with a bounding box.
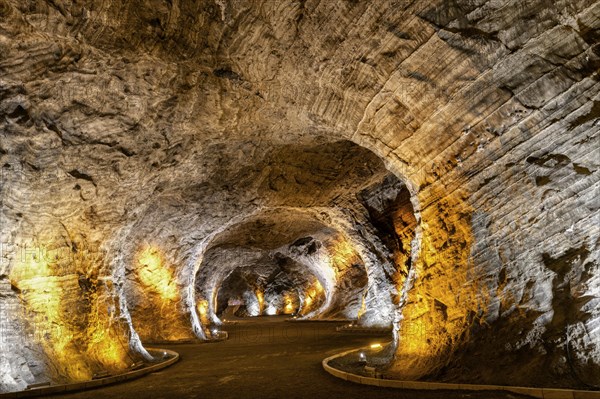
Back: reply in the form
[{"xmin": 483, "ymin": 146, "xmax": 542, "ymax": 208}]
[{"xmin": 358, "ymin": 352, "xmax": 367, "ymax": 364}]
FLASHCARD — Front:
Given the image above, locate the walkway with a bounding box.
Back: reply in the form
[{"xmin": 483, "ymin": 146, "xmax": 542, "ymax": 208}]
[{"xmin": 50, "ymin": 317, "xmax": 529, "ymax": 399}]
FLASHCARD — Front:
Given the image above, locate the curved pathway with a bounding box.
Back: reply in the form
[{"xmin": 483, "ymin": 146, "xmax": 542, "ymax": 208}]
[{"xmin": 50, "ymin": 317, "xmax": 529, "ymax": 399}]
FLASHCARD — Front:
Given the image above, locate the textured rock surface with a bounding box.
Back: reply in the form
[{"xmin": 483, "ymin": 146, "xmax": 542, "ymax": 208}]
[{"xmin": 0, "ymin": 0, "xmax": 598, "ymax": 392}]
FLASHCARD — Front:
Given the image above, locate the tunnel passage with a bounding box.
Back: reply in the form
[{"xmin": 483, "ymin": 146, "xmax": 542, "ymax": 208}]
[
  {"xmin": 185, "ymin": 141, "xmax": 420, "ymax": 337},
  {"xmin": 1, "ymin": 0, "xmax": 599, "ymax": 395},
  {"xmin": 213, "ymin": 252, "xmax": 328, "ymax": 318},
  {"xmin": 105, "ymin": 140, "xmax": 419, "ymax": 344},
  {"xmin": 195, "ymin": 216, "xmax": 370, "ymax": 327}
]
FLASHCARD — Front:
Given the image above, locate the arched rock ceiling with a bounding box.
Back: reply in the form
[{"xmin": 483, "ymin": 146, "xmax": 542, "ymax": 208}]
[
  {"xmin": 195, "ymin": 215, "xmax": 372, "ymax": 326},
  {"xmin": 112, "ymin": 140, "xmax": 404, "ymax": 339},
  {"xmin": 0, "ymin": 0, "xmax": 599, "ymax": 392}
]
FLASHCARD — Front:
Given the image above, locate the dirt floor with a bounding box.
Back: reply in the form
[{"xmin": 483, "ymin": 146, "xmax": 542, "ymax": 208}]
[{"xmin": 48, "ymin": 316, "xmax": 533, "ymax": 399}]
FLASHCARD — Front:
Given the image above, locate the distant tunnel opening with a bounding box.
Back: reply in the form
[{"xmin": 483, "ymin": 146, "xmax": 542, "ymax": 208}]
[{"xmin": 186, "ymin": 140, "xmax": 418, "ymax": 339}]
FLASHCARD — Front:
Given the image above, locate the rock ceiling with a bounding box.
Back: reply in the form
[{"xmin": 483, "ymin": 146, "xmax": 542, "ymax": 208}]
[{"xmin": 0, "ymin": 0, "xmax": 599, "ymax": 392}]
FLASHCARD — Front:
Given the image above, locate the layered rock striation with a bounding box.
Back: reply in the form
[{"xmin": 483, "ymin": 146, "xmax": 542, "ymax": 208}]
[{"xmin": 0, "ymin": 0, "xmax": 598, "ymax": 392}]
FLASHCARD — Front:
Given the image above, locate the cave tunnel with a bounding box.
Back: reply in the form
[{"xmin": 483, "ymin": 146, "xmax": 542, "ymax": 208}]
[{"xmin": 0, "ymin": 1, "xmax": 599, "ymax": 398}]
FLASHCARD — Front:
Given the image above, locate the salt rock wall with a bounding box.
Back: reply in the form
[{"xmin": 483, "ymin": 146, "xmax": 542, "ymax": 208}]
[
  {"xmin": 373, "ymin": 0, "xmax": 600, "ymax": 388},
  {"xmin": 0, "ymin": 0, "xmax": 598, "ymax": 392}
]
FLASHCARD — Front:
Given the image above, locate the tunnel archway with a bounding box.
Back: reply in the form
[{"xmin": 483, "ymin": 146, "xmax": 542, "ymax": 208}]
[
  {"xmin": 193, "ymin": 212, "xmax": 370, "ymax": 328},
  {"xmin": 1, "ymin": 0, "xmax": 598, "ymax": 395},
  {"xmin": 213, "ymin": 252, "xmax": 328, "ymax": 318},
  {"xmin": 179, "ymin": 140, "xmax": 422, "ymax": 339},
  {"xmin": 103, "ymin": 139, "xmax": 420, "ymax": 346}
]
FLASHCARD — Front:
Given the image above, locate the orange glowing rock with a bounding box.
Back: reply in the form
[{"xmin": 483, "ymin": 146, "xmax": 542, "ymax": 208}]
[
  {"xmin": 136, "ymin": 246, "xmax": 178, "ymax": 301},
  {"xmin": 256, "ymin": 291, "xmax": 264, "ymax": 313}
]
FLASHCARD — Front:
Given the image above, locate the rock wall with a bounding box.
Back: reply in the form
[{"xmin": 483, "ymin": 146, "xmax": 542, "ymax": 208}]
[{"xmin": 0, "ymin": 0, "xmax": 598, "ymax": 391}]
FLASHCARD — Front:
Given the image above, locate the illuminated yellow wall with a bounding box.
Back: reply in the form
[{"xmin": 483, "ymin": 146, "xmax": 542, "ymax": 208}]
[
  {"xmin": 8, "ymin": 237, "xmax": 134, "ymax": 385},
  {"xmin": 256, "ymin": 290, "xmax": 265, "ymax": 314},
  {"xmin": 137, "ymin": 247, "xmax": 178, "ymax": 301},
  {"xmin": 300, "ymin": 280, "xmax": 325, "ymax": 315},
  {"xmin": 321, "ymin": 235, "xmax": 368, "ymax": 319},
  {"xmin": 130, "ymin": 245, "xmax": 192, "ymax": 342},
  {"xmin": 197, "ymin": 299, "xmax": 209, "ymax": 325},
  {"xmin": 391, "ymin": 191, "xmax": 478, "ymax": 379},
  {"xmin": 284, "ymin": 295, "xmax": 295, "ymax": 314}
]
